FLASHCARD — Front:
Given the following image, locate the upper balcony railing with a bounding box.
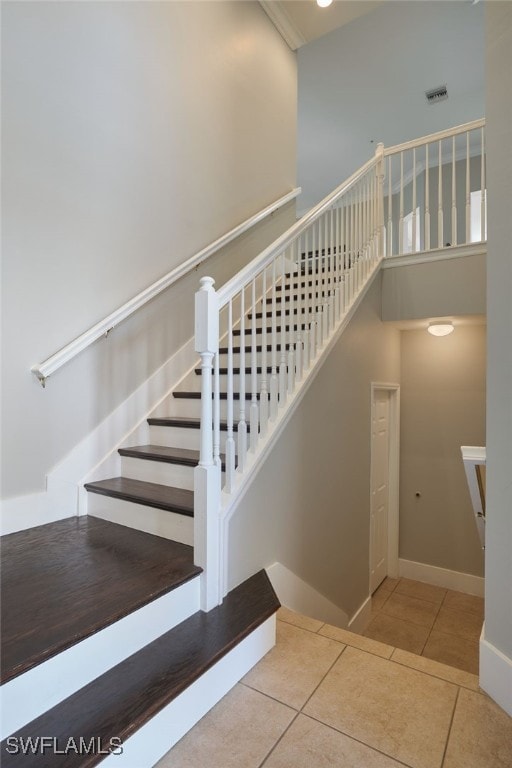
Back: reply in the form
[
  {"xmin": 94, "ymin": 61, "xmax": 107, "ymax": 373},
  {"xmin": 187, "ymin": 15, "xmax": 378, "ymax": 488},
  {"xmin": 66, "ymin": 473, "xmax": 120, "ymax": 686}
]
[{"xmin": 382, "ymin": 118, "xmax": 486, "ymax": 259}]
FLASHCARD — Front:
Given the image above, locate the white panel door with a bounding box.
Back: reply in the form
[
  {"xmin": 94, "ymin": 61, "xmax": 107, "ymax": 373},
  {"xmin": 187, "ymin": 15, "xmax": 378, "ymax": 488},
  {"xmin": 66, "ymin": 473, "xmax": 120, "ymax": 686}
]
[{"xmin": 370, "ymin": 389, "xmax": 390, "ymax": 593}]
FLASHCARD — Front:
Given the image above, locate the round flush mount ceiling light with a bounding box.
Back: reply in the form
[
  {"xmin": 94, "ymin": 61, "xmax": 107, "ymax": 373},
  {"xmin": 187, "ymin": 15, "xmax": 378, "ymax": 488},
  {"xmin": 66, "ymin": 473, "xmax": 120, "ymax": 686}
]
[
  {"xmin": 317, "ymin": 0, "xmax": 333, "ymax": 7},
  {"xmin": 427, "ymin": 322, "xmax": 454, "ymax": 337}
]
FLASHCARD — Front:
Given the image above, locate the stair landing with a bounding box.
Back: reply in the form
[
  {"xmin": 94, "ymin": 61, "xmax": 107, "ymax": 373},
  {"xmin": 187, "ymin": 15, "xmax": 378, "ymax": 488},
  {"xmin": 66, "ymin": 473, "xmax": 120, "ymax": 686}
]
[{"xmin": 0, "ymin": 517, "xmax": 201, "ymax": 684}]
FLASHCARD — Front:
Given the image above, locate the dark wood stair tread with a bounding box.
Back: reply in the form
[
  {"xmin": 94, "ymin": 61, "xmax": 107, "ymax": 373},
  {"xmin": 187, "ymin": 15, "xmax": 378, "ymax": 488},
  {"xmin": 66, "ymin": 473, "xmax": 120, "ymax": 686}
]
[
  {"xmin": 1, "ymin": 570, "xmax": 279, "ymax": 767},
  {"xmin": 148, "ymin": 416, "xmax": 253, "ymax": 432},
  {"xmin": 84, "ymin": 477, "xmax": 194, "ymax": 516},
  {"xmin": 0, "ymin": 517, "xmax": 200, "ymax": 684},
  {"xmin": 119, "ymin": 445, "xmax": 230, "ymax": 471},
  {"xmin": 194, "ymin": 365, "xmax": 276, "ymax": 375}
]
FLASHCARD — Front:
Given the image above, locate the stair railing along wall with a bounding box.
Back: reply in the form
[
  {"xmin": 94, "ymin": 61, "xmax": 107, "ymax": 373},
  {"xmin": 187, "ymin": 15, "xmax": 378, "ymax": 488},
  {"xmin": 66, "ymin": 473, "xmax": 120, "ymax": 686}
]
[
  {"xmin": 194, "ymin": 145, "xmax": 386, "ymax": 610},
  {"xmin": 194, "ymin": 118, "xmax": 487, "ymax": 611}
]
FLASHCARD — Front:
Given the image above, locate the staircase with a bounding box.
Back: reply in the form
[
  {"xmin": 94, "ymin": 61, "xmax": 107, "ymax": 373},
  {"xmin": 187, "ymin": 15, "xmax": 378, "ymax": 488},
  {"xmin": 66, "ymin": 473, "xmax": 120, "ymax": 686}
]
[{"xmin": 2, "ymin": 119, "xmax": 487, "ymax": 764}]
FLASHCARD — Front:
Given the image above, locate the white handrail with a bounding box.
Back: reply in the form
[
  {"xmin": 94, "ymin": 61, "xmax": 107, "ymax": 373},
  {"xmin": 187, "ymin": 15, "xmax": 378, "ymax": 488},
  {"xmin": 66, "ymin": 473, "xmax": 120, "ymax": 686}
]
[
  {"xmin": 31, "ymin": 187, "xmax": 301, "ymax": 385},
  {"xmin": 384, "ymin": 118, "xmax": 485, "ymax": 156},
  {"xmin": 217, "ymin": 153, "xmax": 379, "ymax": 308}
]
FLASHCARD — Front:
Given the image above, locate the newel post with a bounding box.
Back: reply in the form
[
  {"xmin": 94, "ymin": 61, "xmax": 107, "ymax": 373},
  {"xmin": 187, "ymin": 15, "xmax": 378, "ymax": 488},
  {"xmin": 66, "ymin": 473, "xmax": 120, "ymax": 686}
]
[
  {"xmin": 375, "ymin": 142, "xmax": 385, "ymax": 258},
  {"xmin": 194, "ymin": 276, "xmax": 222, "ymax": 610}
]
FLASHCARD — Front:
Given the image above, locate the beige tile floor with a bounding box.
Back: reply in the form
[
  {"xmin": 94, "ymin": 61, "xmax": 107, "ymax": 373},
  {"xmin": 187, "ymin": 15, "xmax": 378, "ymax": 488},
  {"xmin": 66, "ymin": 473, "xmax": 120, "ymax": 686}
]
[
  {"xmin": 156, "ymin": 606, "xmax": 512, "ymax": 768},
  {"xmin": 364, "ymin": 577, "xmax": 483, "ymax": 674}
]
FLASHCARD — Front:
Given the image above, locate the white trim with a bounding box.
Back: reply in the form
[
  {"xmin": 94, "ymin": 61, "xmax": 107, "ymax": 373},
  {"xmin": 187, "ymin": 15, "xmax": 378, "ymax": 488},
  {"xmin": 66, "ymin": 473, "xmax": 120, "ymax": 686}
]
[
  {"xmin": 100, "ymin": 615, "xmax": 276, "ymax": 768},
  {"xmin": 0, "ymin": 484, "xmax": 77, "ymax": 536},
  {"xmin": 382, "ymin": 242, "xmax": 486, "ymax": 269},
  {"xmin": 383, "ymin": 118, "xmax": 485, "ymax": 156},
  {"xmin": 480, "ymin": 626, "xmax": 512, "ymax": 717},
  {"xmin": 348, "ymin": 597, "xmax": 372, "ymax": 635},
  {"xmin": 266, "ymin": 562, "xmax": 349, "ymax": 628},
  {"xmin": 220, "ymin": 260, "xmax": 383, "ymax": 597},
  {"xmin": 461, "ymin": 445, "xmax": 486, "ymax": 548},
  {"xmin": 259, "ymin": 1, "xmax": 306, "ymax": 50},
  {"xmin": 0, "ymin": 577, "xmax": 200, "ymax": 739},
  {"xmin": 31, "ymin": 189, "xmax": 300, "ymax": 384},
  {"xmin": 399, "ymin": 558, "xmax": 485, "ymax": 597},
  {"xmin": 370, "ymin": 383, "xmax": 401, "ymax": 585}
]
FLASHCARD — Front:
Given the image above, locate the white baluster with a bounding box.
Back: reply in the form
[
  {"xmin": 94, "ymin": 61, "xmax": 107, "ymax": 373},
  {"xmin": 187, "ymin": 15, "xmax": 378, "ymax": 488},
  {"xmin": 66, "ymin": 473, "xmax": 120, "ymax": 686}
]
[
  {"xmin": 481, "ymin": 127, "xmax": 486, "ymax": 240},
  {"xmin": 295, "ymin": 237, "xmax": 303, "ymax": 380},
  {"xmin": 412, "ymin": 148, "xmax": 417, "ymax": 252},
  {"xmin": 288, "ymin": 245, "xmax": 295, "ymax": 393},
  {"xmin": 310, "ymin": 222, "xmax": 317, "ymax": 360},
  {"xmin": 425, "ymin": 144, "xmax": 430, "ymax": 251},
  {"xmin": 259, "ymin": 266, "xmax": 269, "ymax": 436},
  {"xmin": 465, "ymin": 131, "xmax": 471, "ymax": 244},
  {"xmin": 438, "ymin": 140, "xmax": 444, "ymax": 247},
  {"xmin": 238, "ymin": 288, "xmax": 247, "ymax": 469},
  {"xmin": 194, "ymin": 275, "xmax": 221, "ymax": 610},
  {"xmin": 387, "ymin": 155, "xmax": 393, "ymax": 256},
  {"xmin": 270, "ymin": 258, "xmax": 279, "ymax": 419},
  {"xmin": 225, "ymin": 299, "xmax": 235, "ymax": 493},
  {"xmin": 303, "ymin": 230, "xmax": 310, "ymax": 370},
  {"xmin": 279, "ymin": 252, "xmax": 287, "ymax": 404},
  {"xmin": 214, "ymin": 347, "xmax": 220, "ymax": 469},
  {"xmin": 450, "ymin": 135, "xmax": 456, "ymax": 247},
  {"xmin": 399, "ymin": 151, "xmax": 404, "ymax": 255},
  {"xmin": 328, "ymin": 208, "xmax": 335, "ymax": 332},
  {"xmin": 250, "ymin": 278, "xmax": 259, "ymax": 451}
]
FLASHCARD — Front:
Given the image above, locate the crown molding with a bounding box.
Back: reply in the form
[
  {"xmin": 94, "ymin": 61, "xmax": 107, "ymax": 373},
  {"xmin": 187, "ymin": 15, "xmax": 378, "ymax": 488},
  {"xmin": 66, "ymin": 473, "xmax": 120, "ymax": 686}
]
[{"xmin": 259, "ymin": 1, "xmax": 306, "ymax": 51}]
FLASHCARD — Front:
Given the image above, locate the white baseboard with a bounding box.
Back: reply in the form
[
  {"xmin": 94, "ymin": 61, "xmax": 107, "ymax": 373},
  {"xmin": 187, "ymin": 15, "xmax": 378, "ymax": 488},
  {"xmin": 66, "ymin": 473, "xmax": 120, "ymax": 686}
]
[
  {"xmin": 266, "ymin": 562, "xmax": 349, "ymax": 628},
  {"xmin": 0, "ymin": 482, "xmax": 77, "ymax": 536},
  {"xmin": 399, "ymin": 558, "xmax": 485, "ymax": 597},
  {"xmin": 480, "ymin": 625, "xmax": 512, "ymax": 717},
  {"xmin": 101, "ymin": 615, "xmax": 276, "ymax": 768},
  {"xmin": 348, "ymin": 596, "xmax": 372, "ymax": 634}
]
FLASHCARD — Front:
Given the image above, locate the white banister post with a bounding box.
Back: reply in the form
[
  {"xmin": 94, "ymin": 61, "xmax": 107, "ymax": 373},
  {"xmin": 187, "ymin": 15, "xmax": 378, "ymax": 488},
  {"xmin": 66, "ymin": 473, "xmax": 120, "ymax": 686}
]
[
  {"xmin": 194, "ymin": 276, "xmax": 222, "ymax": 611},
  {"xmin": 375, "ymin": 142, "xmax": 385, "ymax": 259}
]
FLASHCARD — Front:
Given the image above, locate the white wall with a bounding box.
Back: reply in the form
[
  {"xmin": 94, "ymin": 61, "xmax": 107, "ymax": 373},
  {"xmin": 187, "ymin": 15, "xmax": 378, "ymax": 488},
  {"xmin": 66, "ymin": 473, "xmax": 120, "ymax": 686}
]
[
  {"xmin": 482, "ymin": 0, "xmax": 512, "ymax": 705},
  {"xmin": 399, "ymin": 326, "xmax": 486, "ymax": 578},
  {"xmin": 1, "ymin": 1, "xmax": 297, "ymax": 501},
  {"xmin": 297, "ymin": 0, "xmax": 484, "ymax": 214},
  {"xmin": 228, "ymin": 274, "xmax": 401, "ymax": 619}
]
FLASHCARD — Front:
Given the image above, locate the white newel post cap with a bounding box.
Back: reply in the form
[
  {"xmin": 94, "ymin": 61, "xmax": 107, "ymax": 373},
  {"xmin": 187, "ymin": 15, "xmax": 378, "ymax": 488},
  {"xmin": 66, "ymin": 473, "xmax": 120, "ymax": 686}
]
[{"xmin": 195, "ymin": 276, "xmax": 219, "ymax": 354}]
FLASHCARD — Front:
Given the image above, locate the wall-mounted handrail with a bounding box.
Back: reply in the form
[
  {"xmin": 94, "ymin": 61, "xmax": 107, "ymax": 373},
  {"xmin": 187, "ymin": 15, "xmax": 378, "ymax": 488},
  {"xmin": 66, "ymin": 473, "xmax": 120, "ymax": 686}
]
[{"xmin": 31, "ymin": 187, "xmax": 301, "ymax": 386}]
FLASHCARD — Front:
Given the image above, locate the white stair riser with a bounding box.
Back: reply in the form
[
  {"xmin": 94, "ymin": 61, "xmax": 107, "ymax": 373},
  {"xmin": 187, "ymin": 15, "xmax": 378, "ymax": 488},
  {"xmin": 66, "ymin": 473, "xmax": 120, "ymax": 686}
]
[
  {"xmin": 87, "ymin": 495, "xmax": 194, "ymax": 545},
  {"xmin": 168, "ymin": 396, "xmax": 268, "ymax": 421},
  {"xmin": 121, "ymin": 456, "xmax": 195, "ymax": 490},
  {"xmin": 148, "ymin": 425, "xmax": 245, "ymax": 453},
  {"xmin": 0, "ymin": 576, "xmax": 201, "ymax": 739},
  {"xmin": 100, "ymin": 615, "xmax": 276, "ymax": 768}
]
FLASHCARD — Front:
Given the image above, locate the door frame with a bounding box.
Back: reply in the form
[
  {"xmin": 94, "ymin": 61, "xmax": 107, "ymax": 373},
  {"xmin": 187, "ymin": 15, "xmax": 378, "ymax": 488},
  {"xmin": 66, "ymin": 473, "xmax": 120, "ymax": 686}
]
[{"xmin": 370, "ymin": 382, "xmax": 401, "ymax": 584}]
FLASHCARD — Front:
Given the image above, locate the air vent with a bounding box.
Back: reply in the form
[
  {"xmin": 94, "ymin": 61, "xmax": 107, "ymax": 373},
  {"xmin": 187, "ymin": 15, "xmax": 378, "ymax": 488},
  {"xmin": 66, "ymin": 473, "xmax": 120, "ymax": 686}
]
[{"xmin": 425, "ymin": 85, "xmax": 448, "ymax": 104}]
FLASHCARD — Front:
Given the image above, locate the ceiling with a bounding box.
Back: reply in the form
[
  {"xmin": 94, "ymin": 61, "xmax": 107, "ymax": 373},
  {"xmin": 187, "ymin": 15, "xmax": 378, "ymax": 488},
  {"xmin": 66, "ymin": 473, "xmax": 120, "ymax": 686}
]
[{"xmin": 259, "ymin": 0, "xmax": 385, "ymax": 49}]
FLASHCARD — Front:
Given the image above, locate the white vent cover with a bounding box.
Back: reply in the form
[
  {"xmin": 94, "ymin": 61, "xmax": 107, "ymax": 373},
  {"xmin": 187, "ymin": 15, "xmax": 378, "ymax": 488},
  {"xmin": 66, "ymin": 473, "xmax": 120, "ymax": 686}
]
[{"xmin": 425, "ymin": 85, "xmax": 448, "ymax": 104}]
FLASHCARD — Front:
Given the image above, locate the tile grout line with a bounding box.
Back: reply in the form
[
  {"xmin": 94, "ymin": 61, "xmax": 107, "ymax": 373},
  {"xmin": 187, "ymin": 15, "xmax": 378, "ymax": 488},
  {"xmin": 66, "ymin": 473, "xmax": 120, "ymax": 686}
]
[
  {"xmin": 254, "ymin": 642, "xmax": 348, "ymax": 768},
  {"xmin": 300, "ymin": 711, "xmax": 416, "ymax": 768},
  {"xmin": 440, "ymin": 685, "xmax": 461, "ymax": 768},
  {"xmin": 419, "ymin": 590, "xmax": 446, "ymax": 656}
]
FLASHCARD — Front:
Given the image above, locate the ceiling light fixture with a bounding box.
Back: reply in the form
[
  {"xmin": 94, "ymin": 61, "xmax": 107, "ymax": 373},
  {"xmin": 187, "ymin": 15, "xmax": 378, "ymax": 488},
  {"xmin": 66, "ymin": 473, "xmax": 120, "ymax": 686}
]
[
  {"xmin": 427, "ymin": 322, "xmax": 454, "ymax": 337},
  {"xmin": 317, "ymin": 0, "xmax": 333, "ymax": 7}
]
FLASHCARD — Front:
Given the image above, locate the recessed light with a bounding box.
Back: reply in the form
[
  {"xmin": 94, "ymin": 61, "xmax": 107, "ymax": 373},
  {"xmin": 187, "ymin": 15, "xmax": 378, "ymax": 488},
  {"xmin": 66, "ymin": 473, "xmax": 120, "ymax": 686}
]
[{"xmin": 317, "ymin": 0, "xmax": 333, "ymax": 7}]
